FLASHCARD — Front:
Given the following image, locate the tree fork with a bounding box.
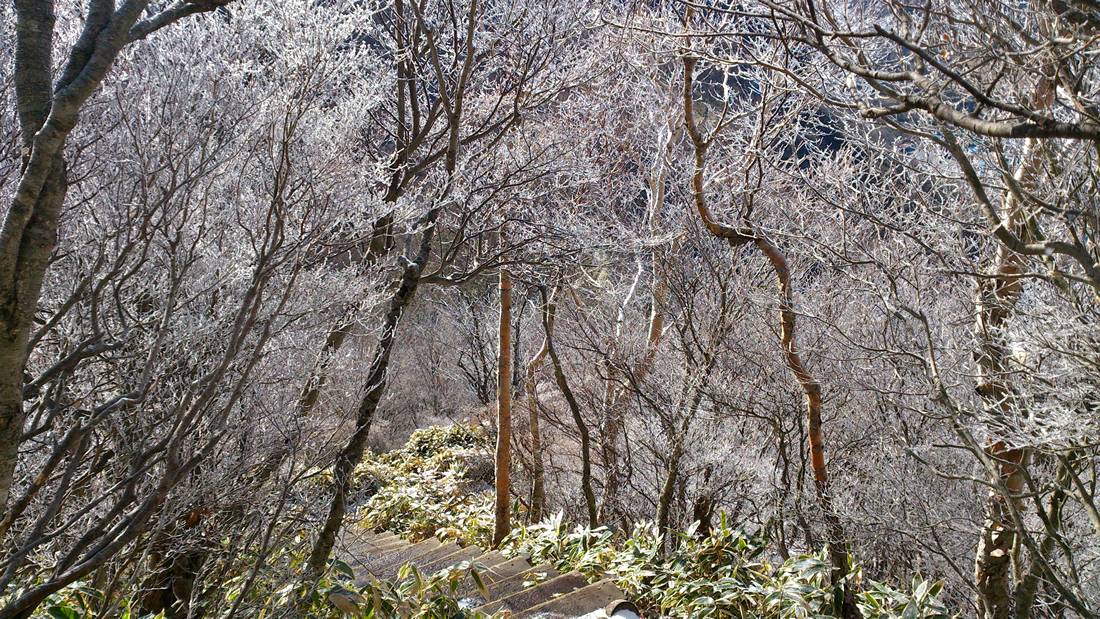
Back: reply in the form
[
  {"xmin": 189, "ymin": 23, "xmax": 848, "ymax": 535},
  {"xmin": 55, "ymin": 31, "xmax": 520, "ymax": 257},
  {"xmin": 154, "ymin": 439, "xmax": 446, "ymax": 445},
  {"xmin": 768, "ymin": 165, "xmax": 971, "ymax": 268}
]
[{"xmin": 544, "ymin": 300, "xmax": 597, "ymax": 528}]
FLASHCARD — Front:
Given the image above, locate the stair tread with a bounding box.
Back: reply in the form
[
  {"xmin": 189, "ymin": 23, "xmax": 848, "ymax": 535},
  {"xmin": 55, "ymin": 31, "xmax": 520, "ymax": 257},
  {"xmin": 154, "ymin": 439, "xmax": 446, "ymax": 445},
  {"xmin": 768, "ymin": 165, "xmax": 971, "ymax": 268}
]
[
  {"xmin": 344, "ymin": 534, "xmax": 408, "ymax": 556},
  {"xmin": 513, "ymin": 579, "xmax": 624, "ymax": 619},
  {"xmin": 417, "ymin": 545, "xmax": 483, "ymax": 573},
  {"xmin": 481, "ymin": 556, "xmax": 534, "ymax": 583},
  {"xmin": 460, "ymin": 563, "xmax": 559, "ymax": 607},
  {"xmin": 345, "ymin": 528, "xmax": 396, "ymax": 545},
  {"xmin": 358, "ymin": 536, "xmax": 442, "ymax": 574},
  {"xmin": 474, "ymin": 570, "xmax": 589, "ymax": 616},
  {"xmin": 340, "ymin": 529, "xmax": 618, "ymax": 619},
  {"xmin": 467, "ymin": 550, "xmax": 511, "ymax": 569},
  {"xmin": 449, "ymin": 553, "xmax": 534, "ymax": 598},
  {"xmin": 337, "ymin": 529, "xmax": 396, "ymax": 555}
]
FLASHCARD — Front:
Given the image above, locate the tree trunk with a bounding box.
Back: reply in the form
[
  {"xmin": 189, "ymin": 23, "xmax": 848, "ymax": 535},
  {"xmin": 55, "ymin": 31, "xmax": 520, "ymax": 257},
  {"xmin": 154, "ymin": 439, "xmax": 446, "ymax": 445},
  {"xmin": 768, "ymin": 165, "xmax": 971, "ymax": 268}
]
[
  {"xmin": 1013, "ymin": 462, "xmax": 1069, "ymax": 619},
  {"xmin": 596, "ymin": 265, "xmax": 634, "ymax": 528},
  {"xmin": 970, "ymin": 81, "xmax": 1051, "ymax": 619},
  {"xmin": 304, "ymin": 217, "xmax": 436, "ymax": 580},
  {"xmin": 525, "ymin": 288, "xmax": 556, "ymax": 523},
  {"xmin": 1, "ymin": 0, "xmax": 65, "ymax": 511},
  {"xmin": 656, "ymin": 439, "xmax": 683, "ymax": 539},
  {"xmin": 657, "ymin": 379, "xmax": 709, "ymax": 545},
  {"xmin": 492, "ymin": 268, "xmax": 512, "ymax": 548},
  {"xmin": 0, "ymin": 159, "xmax": 64, "ymax": 511},
  {"xmin": 683, "ymin": 54, "xmax": 858, "ymax": 619},
  {"xmin": 971, "ymin": 176, "xmax": 1032, "ymax": 619},
  {"xmin": 544, "ymin": 303, "xmax": 597, "ymax": 528},
  {"xmin": 599, "ymin": 248, "xmax": 670, "ymax": 526}
]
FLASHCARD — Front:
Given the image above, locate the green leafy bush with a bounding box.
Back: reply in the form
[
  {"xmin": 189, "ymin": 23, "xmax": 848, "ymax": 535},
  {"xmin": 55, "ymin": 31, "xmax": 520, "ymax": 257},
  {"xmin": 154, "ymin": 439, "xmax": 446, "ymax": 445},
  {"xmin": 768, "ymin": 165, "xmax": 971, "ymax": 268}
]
[
  {"xmin": 351, "ymin": 424, "xmax": 495, "ymax": 546},
  {"xmin": 402, "ymin": 424, "xmax": 491, "ymax": 458},
  {"xmin": 503, "ymin": 513, "xmax": 951, "ymax": 619},
  {"xmin": 346, "ymin": 425, "xmax": 953, "ymax": 619},
  {"xmin": 352, "ymin": 562, "xmax": 493, "ymax": 619}
]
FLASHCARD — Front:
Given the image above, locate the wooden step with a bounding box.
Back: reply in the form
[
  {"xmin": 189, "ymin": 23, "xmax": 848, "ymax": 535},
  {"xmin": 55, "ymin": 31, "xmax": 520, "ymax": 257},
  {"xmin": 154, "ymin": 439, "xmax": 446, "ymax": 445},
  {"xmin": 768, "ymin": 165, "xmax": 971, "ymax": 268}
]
[
  {"xmin": 370, "ymin": 535, "xmax": 409, "ymax": 551},
  {"xmin": 481, "ymin": 556, "xmax": 534, "ymax": 583},
  {"xmin": 474, "ymin": 571, "xmax": 588, "ymax": 616},
  {"xmin": 336, "ymin": 529, "xmax": 397, "ymax": 556},
  {"xmin": 344, "ymin": 541, "xmax": 411, "ymax": 571},
  {"xmin": 513, "ymin": 579, "xmax": 624, "ymax": 619},
  {"xmin": 467, "ymin": 551, "xmax": 512, "ymax": 569},
  {"xmin": 449, "ymin": 553, "xmax": 533, "ymax": 598},
  {"xmin": 417, "ymin": 547, "xmax": 510, "ymax": 577},
  {"xmin": 446, "ymin": 554, "xmax": 532, "ymax": 598},
  {"xmin": 358, "ymin": 529, "xmax": 394, "ymax": 542},
  {"xmin": 348, "ymin": 529, "xmax": 397, "ymax": 546},
  {"xmin": 344, "ymin": 534, "xmax": 408, "ymax": 560},
  {"xmin": 352, "ymin": 542, "xmax": 462, "ymax": 585},
  {"xmin": 417, "ymin": 545, "xmax": 483, "ymax": 573},
  {"xmin": 339, "ymin": 528, "xmax": 621, "ymax": 619},
  {"xmin": 357, "ymin": 536, "xmax": 442, "ymax": 574},
  {"xmin": 460, "ymin": 563, "xmax": 559, "ymax": 607}
]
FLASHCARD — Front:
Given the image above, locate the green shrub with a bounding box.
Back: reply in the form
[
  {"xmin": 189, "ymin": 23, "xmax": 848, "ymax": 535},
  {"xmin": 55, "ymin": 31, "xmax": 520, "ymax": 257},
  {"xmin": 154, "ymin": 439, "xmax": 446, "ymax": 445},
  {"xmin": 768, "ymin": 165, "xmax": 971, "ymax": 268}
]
[
  {"xmin": 402, "ymin": 424, "xmax": 491, "ymax": 458},
  {"xmin": 346, "ymin": 426, "xmax": 953, "ymax": 619},
  {"xmin": 502, "ymin": 513, "xmax": 951, "ymax": 619},
  {"xmin": 351, "ymin": 425, "xmax": 495, "ymax": 546}
]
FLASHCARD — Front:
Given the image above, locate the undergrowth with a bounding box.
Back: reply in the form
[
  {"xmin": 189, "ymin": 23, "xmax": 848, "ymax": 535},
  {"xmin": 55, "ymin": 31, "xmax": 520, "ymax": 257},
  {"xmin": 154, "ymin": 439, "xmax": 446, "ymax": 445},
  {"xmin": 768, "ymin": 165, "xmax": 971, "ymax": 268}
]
[
  {"xmin": 352, "ymin": 423, "xmax": 954, "ymax": 619},
  {"xmin": 13, "ymin": 424, "xmax": 952, "ymax": 619},
  {"xmin": 352, "ymin": 424, "xmax": 496, "ymax": 547}
]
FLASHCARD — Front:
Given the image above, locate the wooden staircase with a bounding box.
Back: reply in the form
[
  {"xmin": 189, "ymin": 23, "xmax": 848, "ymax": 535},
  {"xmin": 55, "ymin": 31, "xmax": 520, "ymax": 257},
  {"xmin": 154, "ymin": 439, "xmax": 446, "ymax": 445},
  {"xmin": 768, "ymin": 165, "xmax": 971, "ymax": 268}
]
[{"xmin": 336, "ymin": 528, "xmax": 639, "ymax": 618}]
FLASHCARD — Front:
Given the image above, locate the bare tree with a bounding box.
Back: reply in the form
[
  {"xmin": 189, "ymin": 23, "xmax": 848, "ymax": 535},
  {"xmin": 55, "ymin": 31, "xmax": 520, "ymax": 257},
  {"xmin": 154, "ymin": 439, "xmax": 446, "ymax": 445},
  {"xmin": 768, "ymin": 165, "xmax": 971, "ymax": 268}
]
[
  {"xmin": 1, "ymin": 0, "xmax": 242, "ymax": 516},
  {"xmin": 678, "ymin": 13, "xmax": 858, "ymax": 615},
  {"xmin": 746, "ymin": 1, "xmax": 1100, "ymax": 616}
]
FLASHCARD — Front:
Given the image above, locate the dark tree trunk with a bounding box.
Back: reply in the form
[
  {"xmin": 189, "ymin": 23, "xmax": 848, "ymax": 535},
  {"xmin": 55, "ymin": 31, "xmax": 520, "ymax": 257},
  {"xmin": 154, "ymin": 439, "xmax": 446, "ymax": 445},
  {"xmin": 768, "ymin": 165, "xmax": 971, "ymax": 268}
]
[
  {"xmin": 304, "ymin": 217, "xmax": 436, "ymax": 580},
  {"xmin": 523, "ymin": 289, "xmax": 555, "ymax": 523},
  {"xmin": 544, "ymin": 305, "xmax": 597, "ymax": 529}
]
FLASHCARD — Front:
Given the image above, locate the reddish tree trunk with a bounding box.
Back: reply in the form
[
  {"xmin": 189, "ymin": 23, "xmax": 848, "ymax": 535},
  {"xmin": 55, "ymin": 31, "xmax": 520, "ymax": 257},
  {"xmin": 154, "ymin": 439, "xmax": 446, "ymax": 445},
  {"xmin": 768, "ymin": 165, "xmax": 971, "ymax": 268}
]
[
  {"xmin": 493, "ymin": 268, "xmax": 513, "ymax": 547},
  {"xmin": 683, "ymin": 54, "xmax": 858, "ymax": 619}
]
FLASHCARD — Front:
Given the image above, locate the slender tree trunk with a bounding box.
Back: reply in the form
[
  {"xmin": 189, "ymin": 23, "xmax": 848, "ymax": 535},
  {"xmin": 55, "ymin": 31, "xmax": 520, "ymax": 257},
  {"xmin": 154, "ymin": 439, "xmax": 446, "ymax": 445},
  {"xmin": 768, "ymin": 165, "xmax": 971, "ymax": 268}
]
[
  {"xmin": 972, "ymin": 162, "xmax": 1034, "ymax": 619},
  {"xmin": 683, "ymin": 54, "xmax": 858, "ymax": 619},
  {"xmin": 544, "ymin": 303, "xmax": 597, "ymax": 528},
  {"xmin": 304, "ymin": 217, "xmax": 436, "ymax": 580},
  {"xmin": 492, "ymin": 268, "xmax": 512, "ymax": 547},
  {"xmin": 597, "ymin": 263, "xmax": 639, "ymax": 527},
  {"xmin": 656, "ymin": 440, "xmax": 682, "ymax": 539},
  {"xmin": 525, "ymin": 288, "xmax": 556, "ymax": 523},
  {"xmin": 600, "ymin": 249, "xmax": 671, "ymax": 525},
  {"xmin": 655, "ymin": 384, "xmax": 707, "ymax": 538}
]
